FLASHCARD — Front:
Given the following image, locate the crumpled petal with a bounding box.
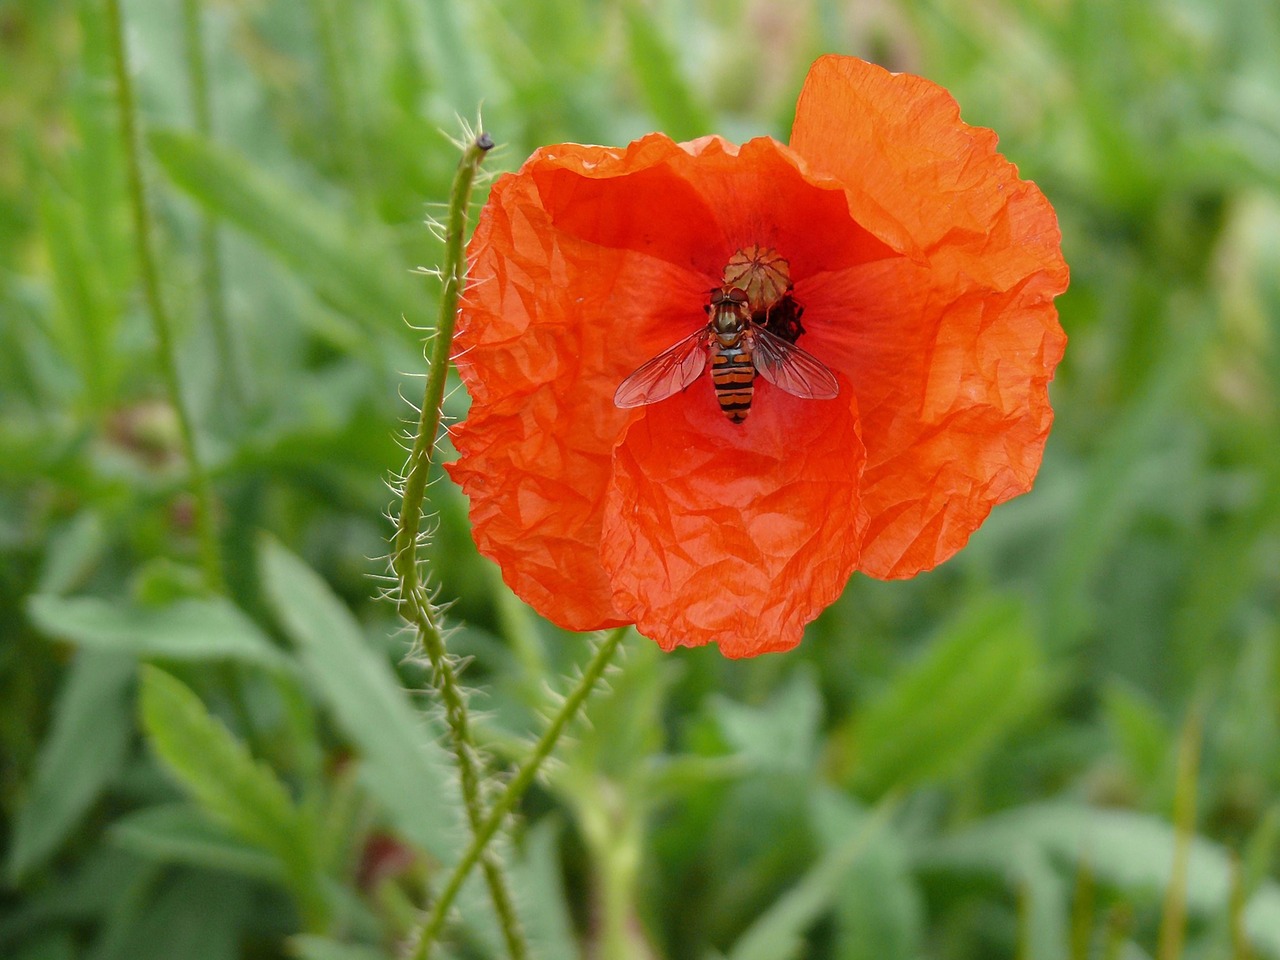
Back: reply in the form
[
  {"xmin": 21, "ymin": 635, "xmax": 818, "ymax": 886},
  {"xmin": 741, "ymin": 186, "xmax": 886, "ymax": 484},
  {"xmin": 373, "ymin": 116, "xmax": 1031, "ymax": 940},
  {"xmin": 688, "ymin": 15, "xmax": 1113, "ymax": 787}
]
[
  {"xmin": 449, "ymin": 54, "xmax": 1067, "ymax": 655},
  {"xmin": 600, "ymin": 380, "xmax": 864, "ymax": 658},
  {"xmin": 448, "ymin": 152, "xmax": 703, "ymax": 630},
  {"xmin": 530, "ymin": 134, "xmax": 897, "ymax": 283},
  {"xmin": 790, "ymin": 55, "xmax": 1069, "ymax": 578},
  {"xmin": 449, "ymin": 132, "xmax": 885, "ymax": 639}
]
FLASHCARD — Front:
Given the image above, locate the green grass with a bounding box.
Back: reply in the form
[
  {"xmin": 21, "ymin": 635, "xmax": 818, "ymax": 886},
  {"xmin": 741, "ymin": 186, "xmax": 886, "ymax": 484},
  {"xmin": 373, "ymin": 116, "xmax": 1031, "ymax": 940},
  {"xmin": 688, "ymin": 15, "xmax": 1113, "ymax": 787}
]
[{"xmin": 2, "ymin": 0, "xmax": 1279, "ymax": 958}]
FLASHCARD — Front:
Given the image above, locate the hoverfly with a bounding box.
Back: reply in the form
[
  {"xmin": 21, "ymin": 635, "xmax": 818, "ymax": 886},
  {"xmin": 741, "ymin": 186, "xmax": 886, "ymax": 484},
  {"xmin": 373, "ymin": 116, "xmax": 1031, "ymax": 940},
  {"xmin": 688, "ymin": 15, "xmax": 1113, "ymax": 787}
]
[{"xmin": 614, "ymin": 286, "xmax": 839, "ymax": 423}]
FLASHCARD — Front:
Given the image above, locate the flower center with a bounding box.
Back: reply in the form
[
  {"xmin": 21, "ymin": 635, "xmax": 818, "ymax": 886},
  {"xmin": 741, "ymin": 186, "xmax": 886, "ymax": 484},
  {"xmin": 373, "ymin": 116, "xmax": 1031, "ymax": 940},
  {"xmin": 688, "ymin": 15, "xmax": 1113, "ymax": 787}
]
[{"xmin": 721, "ymin": 245, "xmax": 806, "ymax": 344}]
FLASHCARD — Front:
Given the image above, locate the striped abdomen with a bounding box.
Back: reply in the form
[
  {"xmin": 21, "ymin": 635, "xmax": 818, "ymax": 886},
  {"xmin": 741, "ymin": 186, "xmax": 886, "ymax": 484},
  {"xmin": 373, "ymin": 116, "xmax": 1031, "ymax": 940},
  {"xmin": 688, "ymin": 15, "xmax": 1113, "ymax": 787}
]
[{"xmin": 711, "ymin": 340, "xmax": 755, "ymax": 422}]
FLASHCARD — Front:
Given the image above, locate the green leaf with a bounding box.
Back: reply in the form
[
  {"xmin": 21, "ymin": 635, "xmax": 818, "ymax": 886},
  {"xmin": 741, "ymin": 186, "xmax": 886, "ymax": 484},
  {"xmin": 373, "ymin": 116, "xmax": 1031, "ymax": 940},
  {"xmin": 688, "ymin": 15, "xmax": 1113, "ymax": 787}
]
[
  {"xmin": 727, "ymin": 790, "xmax": 895, "ymax": 960},
  {"xmin": 69, "ymin": 0, "xmax": 128, "ymax": 286},
  {"xmin": 821, "ymin": 795, "xmax": 923, "ymax": 960},
  {"xmin": 1102, "ymin": 679, "xmax": 1170, "ymax": 785},
  {"xmin": 842, "ymin": 597, "xmax": 1047, "ymax": 795},
  {"xmin": 641, "ymin": 754, "xmax": 752, "ymax": 802},
  {"xmin": 1046, "ymin": 303, "xmax": 1216, "ymax": 648},
  {"xmin": 288, "ymin": 937, "xmax": 390, "ymax": 960},
  {"xmin": 418, "ymin": 0, "xmax": 484, "ymax": 108},
  {"xmin": 1247, "ymin": 886, "xmax": 1280, "ymax": 960},
  {"xmin": 622, "ymin": 1, "xmax": 713, "ymax": 140},
  {"xmin": 110, "ymin": 803, "xmax": 283, "ymax": 883},
  {"xmin": 36, "ymin": 179, "xmax": 116, "ymax": 408},
  {"xmin": 0, "ymin": 847, "xmax": 150, "ymax": 946},
  {"xmin": 88, "ymin": 868, "xmax": 254, "ymax": 960},
  {"xmin": 28, "ymin": 594, "xmax": 293, "ymax": 672},
  {"xmin": 1014, "ymin": 853, "xmax": 1070, "ymax": 960},
  {"xmin": 147, "ymin": 129, "xmax": 418, "ymax": 337},
  {"xmin": 137, "ymin": 666, "xmax": 328, "ymax": 929},
  {"xmin": 35, "ymin": 511, "xmax": 107, "ymax": 596},
  {"xmin": 511, "ymin": 819, "xmax": 579, "ymax": 960},
  {"xmin": 7, "ymin": 650, "xmax": 134, "ymax": 882},
  {"xmin": 560, "ymin": 633, "xmax": 668, "ymax": 783},
  {"xmin": 138, "ymin": 666, "xmax": 302, "ymax": 856},
  {"xmin": 10, "ymin": 931, "xmax": 76, "ymax": 960},
  {"xmin": 712, "ymin": 667, "xmax": 823, "ymax": 773},
  {"xmin": 918, "ymin": 803, "xmax": 1280, "ymax": 958},
  {"xmin": 258, "ymin": 538, "xmax": 463, "ymax": 861}
]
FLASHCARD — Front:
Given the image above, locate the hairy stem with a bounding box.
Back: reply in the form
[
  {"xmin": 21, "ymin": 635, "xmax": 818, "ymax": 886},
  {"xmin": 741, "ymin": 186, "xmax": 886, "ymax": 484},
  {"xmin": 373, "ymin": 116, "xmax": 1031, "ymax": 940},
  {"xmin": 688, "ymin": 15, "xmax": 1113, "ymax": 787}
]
[
  {"xmin": 408, "ymin": 626, "xmax": 629, "ymax": 960},
  {"xmin": 107, "ymin": 0, "xmax": 222, "ymax": 591},
  {"xmin": 393, "ymin": 132, "xmax": 490, "ymax": 590},
  {"xmin": 391, "ymin": 131, "xmax": 529, "ymax": 958},
  {"xmin": 401, "ymin": 589, "xmax": 526, "ymax": 959}
]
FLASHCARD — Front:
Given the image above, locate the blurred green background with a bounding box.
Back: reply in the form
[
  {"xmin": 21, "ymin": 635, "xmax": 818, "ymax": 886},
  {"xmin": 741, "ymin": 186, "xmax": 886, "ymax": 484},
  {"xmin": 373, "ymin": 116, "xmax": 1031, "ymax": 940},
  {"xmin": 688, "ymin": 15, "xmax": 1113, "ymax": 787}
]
[{"xmin": 3, "ymin": 0, "xmax": 1280, "ymax": 958}]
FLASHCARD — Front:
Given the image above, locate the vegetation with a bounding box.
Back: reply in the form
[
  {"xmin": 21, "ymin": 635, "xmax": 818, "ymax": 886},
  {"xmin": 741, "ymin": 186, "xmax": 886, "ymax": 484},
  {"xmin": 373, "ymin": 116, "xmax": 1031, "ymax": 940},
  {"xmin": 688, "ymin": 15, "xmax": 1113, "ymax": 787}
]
[{"xmin": 1, "ymin": 0, "xmax": 1278, "ymax": 958}]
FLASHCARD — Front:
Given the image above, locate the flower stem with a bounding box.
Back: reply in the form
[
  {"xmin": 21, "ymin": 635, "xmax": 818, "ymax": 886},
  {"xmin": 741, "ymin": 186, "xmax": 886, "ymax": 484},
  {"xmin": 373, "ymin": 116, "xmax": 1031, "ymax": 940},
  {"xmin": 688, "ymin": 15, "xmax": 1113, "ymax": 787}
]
[
  {"xmin": 408, "ymin": 626, "xmax": 630, "ymax": 960},
  {"xmin": 107, "ymin": 0, "xmax": 223, "ymax": 592},
  {"xmin": 579, "ymin": 787, "xmax": 646, "ymax": 960},
  {"xmin": 393, "ymin": 127, "xmax": 492, "ymax": 596},
  {"xmin": 391, "ymin": 131, "xmax": 529, "ymax": 957}
]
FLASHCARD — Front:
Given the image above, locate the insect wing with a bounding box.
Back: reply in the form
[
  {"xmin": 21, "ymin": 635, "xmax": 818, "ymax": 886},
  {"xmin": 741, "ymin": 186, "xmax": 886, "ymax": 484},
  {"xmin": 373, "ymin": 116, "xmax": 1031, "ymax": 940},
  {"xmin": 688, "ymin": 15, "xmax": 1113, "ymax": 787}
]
[
  {"xmin": 751, "ymin": 326, "xmax": 840, "ymax": 400},
  {"xmin": 614, "ymin": 329, "xmax": 710, "ymax": 408}
]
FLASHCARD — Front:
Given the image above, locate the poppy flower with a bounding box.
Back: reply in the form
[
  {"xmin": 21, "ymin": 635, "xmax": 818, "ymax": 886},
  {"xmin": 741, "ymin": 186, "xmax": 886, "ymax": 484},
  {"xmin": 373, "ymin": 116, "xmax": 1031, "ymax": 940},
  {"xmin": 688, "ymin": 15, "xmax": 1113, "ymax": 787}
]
[{"xmin": 446, "ymin": 54, "xmax": 1067, "ymax": 658}]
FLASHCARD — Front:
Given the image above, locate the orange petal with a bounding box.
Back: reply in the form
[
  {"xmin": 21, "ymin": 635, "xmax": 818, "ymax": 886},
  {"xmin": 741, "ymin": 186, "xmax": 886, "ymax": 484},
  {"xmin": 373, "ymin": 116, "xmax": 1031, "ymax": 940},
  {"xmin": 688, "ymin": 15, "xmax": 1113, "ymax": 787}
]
[
  {"xmin": 448, "ymin": 150, "xmax": 703, "ymax": 630},
  {"xmin": 530, "ymin": 134, "xmax": 897, "ymax": 287},
  {"xmin": 791, "ymin": 55, "xmax": 1069, "ymax": 578},
  {"xmin": 450, "ymin": 133, "xmax": 887, "ymax": 632},
  {"xmin": 600, "ymin": 381, "xmax": 864, "ymax": 658}
]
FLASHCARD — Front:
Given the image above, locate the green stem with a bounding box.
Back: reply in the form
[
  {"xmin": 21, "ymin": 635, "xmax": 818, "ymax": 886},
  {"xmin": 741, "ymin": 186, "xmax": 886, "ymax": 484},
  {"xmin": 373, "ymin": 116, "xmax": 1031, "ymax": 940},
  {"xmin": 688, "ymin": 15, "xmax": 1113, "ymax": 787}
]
[
  {"xmin": 578, "ymin": 787, "xmax": 645, "ymax": 960},
  {"xmin": 393, "ymin": 137, "xmax": 491, "ymax": 583},
  {"xmin": 391, "ymin": 132, "xmax": 528, "ymax": 957},
  {"xmin": 107, "ymin": 0, "xmax": 223, "ymax": 592},
  {"xmin": 402, "ymin": 587, "xmax": 527, "ymax": 960},
  {"xmin": 408, "ymin": 626, "xmax": 630, "ymax": 960},
  {"xmin": 181, "ymin": 0, "xmax": 241, "ymax": 409}
]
